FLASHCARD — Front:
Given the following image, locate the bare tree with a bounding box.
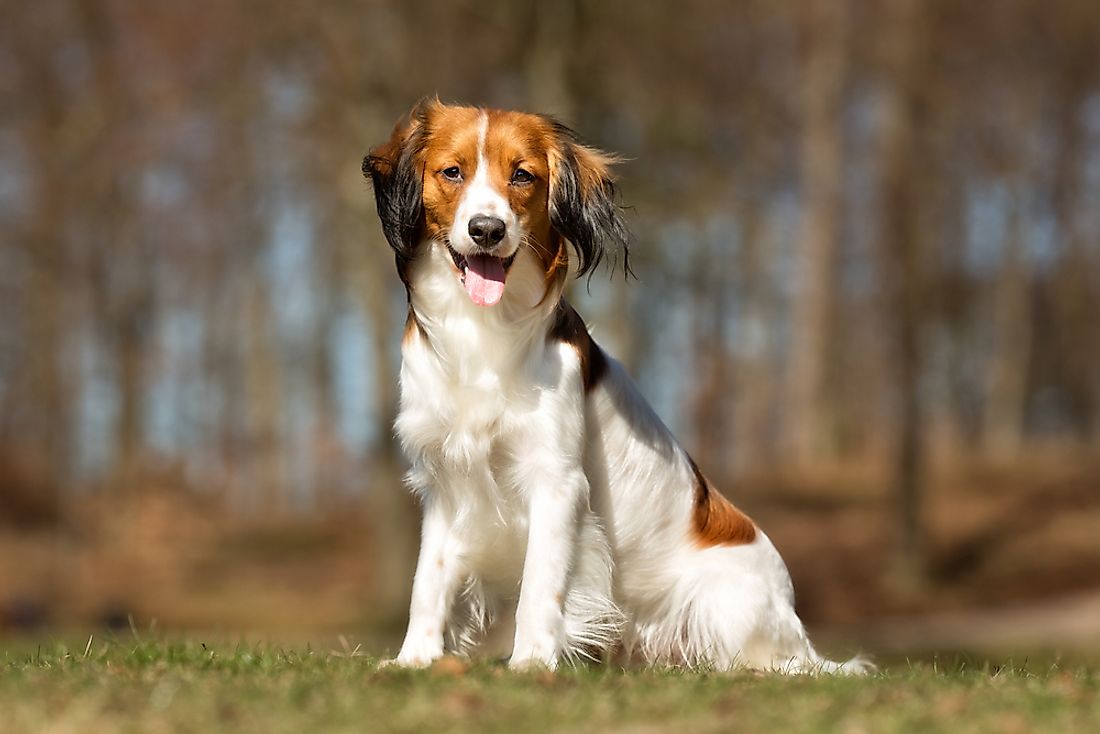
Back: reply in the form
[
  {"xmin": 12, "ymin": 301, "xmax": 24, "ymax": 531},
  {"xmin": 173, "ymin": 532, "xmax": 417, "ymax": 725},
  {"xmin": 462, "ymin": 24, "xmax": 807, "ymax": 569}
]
[
  {"xmin": 3, "ymin": 3, "xmax": 75, "ymax": 485},
  {"xmin": 786, "ymin": 0, "xmax": 848, "ymax": 468},
  {"xmin": 874, "ymin": 0, "xmax": 929, "ymax": 582},
  {"xmin": 984, "ymin": 182, "xmax": 1032, "ymax": 456}
]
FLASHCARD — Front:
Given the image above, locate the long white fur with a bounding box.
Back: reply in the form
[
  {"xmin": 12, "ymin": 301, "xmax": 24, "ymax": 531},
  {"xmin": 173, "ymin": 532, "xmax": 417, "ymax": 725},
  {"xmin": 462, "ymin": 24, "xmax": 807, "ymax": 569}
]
[{"xmin": 390, "ymin": 113, "xmax": 868, "ymax": 674}]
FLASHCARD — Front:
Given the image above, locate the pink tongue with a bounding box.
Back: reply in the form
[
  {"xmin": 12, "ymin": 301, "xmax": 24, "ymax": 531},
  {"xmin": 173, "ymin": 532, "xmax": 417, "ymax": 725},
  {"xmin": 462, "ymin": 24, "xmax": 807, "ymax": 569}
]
[{"xmin": 463, "ymin": 255, "xmax": 506, "ymax": 306}]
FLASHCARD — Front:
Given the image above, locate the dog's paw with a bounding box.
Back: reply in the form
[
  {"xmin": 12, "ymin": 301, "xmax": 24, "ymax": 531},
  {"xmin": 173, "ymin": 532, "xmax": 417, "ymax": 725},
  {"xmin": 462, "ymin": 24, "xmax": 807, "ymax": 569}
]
[
  {"xmin": 509, "ymin": 629, "xmax": 561, "ymax": 672},
  {"xmin": 379, "ymin": 652, "xmax": 437, "ymax": 669},
  {"xmin": 507, "ymin": 652, "xmax": 558, "ymax": 672}
]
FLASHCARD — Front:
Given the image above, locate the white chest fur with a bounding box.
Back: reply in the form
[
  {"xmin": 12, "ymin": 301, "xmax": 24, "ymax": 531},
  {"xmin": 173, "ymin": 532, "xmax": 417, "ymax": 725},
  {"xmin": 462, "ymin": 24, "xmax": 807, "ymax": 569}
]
[
  {"xmin": 399, "ymin": 251, "xmax": 551, "ymax": 465},
  {"xmin": 395, "ymin": 243, "xmax": 585, "ymax": 577}
]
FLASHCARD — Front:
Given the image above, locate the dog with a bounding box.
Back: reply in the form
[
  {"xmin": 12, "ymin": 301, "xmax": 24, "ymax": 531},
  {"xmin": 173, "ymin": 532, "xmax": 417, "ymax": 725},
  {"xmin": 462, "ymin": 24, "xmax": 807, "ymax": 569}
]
[{"xmin": 364, "ymin": 99, "xmax": 867, "ymax": 673}]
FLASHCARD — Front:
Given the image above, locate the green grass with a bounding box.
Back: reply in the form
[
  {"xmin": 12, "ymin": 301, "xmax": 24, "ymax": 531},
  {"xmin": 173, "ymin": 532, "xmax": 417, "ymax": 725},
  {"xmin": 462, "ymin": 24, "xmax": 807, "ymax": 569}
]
[{"xmin": 1, "ymin": 639, "xmax": 1097, "ymax": 733}]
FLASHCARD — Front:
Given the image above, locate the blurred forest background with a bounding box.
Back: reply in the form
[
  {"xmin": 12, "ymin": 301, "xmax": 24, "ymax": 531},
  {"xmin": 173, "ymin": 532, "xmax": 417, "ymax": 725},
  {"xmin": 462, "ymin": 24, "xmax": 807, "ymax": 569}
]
[{"xmin": 2, "ymin": 0, "xmax": 1100, "ymax": 656}]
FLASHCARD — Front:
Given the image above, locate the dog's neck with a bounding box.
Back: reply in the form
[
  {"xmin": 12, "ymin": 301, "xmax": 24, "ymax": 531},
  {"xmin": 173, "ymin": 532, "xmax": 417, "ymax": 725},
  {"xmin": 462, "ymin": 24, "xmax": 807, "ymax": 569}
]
[{"xmin": 406, "ymin": 240, "xmax": 565, "ymax": 383}]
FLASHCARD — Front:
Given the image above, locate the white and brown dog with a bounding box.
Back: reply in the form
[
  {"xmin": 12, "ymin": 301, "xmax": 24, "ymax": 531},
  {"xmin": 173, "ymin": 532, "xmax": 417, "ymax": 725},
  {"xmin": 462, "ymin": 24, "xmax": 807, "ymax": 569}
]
[{"xmin": 364, "ymin": 99, "xmax": 866, "ymax": 673}]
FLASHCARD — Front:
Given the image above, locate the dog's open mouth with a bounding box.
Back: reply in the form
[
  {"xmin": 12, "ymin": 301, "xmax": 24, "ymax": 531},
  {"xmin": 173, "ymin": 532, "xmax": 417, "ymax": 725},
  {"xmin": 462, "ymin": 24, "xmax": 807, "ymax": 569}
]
[{"xmin": 448, "ymin": 245, "xmax": 517, "ymax": 307}]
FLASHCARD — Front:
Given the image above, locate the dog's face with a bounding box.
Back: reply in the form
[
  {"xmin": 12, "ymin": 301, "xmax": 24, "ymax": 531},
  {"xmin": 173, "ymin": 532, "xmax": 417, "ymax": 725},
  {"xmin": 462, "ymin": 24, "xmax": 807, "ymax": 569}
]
[{"xmin": 364, "ymin": 100, "xmax": 628, "ymax": 307}]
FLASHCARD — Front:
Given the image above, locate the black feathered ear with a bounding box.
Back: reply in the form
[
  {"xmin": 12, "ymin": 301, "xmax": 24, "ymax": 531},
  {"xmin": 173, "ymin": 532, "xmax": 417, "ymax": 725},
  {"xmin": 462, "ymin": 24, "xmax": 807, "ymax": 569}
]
[
  {"xmin": 363, "ymin": 100, "xmax": 434, "ymax": 268},
  {"xmin": 547, "ymin": 122, "xmax": 630, "ymax": 278}
]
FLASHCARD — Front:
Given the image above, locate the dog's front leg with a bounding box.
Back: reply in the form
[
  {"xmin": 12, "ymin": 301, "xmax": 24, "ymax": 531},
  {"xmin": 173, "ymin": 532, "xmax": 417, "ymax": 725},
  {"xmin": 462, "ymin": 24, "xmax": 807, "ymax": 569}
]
[
  {"xmin": 509, "ymin": 469, "xmax": 585, "ymax": 670},
  {"xmin": 393, "ymin": 498, "xmax": 462, "ymax": 667},
  {"xmin": 508, "ymin": 346, "xmax": 593, "ymax": 671}
]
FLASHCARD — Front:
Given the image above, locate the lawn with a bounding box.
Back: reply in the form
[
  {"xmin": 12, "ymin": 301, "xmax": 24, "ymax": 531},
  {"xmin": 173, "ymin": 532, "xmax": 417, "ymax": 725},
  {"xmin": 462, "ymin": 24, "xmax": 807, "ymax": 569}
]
[{"xmin": 1, "ymin": 639, "xmax": 1097, "ymax": 734}]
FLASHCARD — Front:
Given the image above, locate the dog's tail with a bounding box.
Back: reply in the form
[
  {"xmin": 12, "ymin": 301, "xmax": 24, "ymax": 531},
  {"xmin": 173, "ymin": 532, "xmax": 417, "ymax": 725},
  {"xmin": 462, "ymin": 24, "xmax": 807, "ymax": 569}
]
[{"xmin": 783, "ymin": 649, "xmax": 875, "ymax": 675}]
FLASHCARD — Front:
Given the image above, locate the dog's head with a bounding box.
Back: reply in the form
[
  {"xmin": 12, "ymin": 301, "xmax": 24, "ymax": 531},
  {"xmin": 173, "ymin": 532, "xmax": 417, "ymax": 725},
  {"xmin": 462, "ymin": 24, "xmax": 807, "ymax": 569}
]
[{"xmin": 364, "ymin": 99, "xmax": 628, "ymax": 307}]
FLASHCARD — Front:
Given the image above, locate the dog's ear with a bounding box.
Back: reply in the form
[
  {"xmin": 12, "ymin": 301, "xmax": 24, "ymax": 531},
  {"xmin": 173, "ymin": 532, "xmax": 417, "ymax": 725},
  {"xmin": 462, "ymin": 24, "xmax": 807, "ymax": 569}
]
[
  {"xmin": 363, "ymin": 100, "xmax": 435, "ymax": 265},
  {"xmin": 547, "ymin": 122, "xmax": 630, "ymax": 278}
]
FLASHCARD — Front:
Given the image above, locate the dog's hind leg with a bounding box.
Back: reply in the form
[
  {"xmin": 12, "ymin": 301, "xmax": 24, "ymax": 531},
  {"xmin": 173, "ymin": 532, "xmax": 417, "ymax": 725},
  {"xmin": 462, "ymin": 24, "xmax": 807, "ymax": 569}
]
[{"xmin": 561, "ymin": 513, "xmax": 623, "ymax": 664}]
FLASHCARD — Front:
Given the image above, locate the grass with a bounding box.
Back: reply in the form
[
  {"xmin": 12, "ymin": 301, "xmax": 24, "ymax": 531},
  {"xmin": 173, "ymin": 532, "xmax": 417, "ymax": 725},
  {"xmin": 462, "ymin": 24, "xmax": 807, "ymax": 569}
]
[{"xmin": 1, "ymin": 638, "xmax": 1097, "ymax": 733}]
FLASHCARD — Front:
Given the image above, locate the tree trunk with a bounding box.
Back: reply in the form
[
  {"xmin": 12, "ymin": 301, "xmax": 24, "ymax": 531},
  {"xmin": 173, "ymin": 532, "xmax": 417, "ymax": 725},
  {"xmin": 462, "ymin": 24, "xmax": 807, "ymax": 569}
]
[
  {"xmin": 733, "ymin": 196, "xmax": 780, "ymax": 473},
  {"xmin": 984, "ymin": 188, "xmax": 1032, "ymax": 456},
  {"xmin": 786, "ymin": 0, "xmax": 847, "ymax": 468},
  {"xmin": 14, "ymin": 30, "xmax": 72, "ymax": 486},
  {"xmin": 1049, "ymin": 80, "xmax": 1096, "ymax": 439},
  {"xmin": 876, "ymin": 0, "xmax": 928, "ymax": 584},
  {"xmin": 245, "ymin": 277, "xmax": 285, "ymax": 513}
]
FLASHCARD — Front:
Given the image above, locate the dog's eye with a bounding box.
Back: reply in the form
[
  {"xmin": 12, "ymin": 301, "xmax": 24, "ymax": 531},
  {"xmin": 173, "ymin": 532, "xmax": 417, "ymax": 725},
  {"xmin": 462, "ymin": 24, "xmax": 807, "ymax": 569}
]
[
  {"xmin": 441, "ymin": 166, "xmax": 463, "ymax": 182},
  {"xmin": 511, "ymin": 167, "xmax": 534, "ymax": 185}
]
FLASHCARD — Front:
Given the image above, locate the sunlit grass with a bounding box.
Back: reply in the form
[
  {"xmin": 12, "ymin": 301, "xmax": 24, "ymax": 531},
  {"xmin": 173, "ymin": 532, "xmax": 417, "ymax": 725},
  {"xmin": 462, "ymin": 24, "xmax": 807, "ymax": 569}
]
[{"xmin": 1, "ymin": 638, "xmax": 1097, "ymax": 733}]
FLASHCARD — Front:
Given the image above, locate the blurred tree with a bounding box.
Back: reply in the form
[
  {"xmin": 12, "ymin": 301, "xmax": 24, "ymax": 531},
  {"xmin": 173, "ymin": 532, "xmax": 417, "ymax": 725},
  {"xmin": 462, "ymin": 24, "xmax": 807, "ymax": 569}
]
[
  {"xmin": 786, "ymin": 0, "xmax": 848, "ymax": 468},
  {"xmin": 1047, "ymin": 27, "xmax": 1099, "ymax": 439},
  {"xmin": 3, "ymin": 2, "xmax": 75, "ymax": 487},
  {"xmin": 0, "ymin": 0, "xmax": 1099, "ymax": 600},
  {"xmin": 984, "ymin": 180, "xmax": 1032, "ymax": 457},
  {"xmin": 874, "ymin": 0, "xmax": 930, "ymax": 581}
]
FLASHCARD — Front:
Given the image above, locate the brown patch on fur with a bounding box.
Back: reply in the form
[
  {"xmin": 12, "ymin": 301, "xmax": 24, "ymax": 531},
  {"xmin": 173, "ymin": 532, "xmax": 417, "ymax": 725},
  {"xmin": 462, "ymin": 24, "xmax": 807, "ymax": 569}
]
[
  {"xmin": 417, "ymin": 103, "xmax": 483, "ymax": 246},
  {"xmin": 365, "ymin": 110, "xmax": 417, "ymax": 180},
  {"xmin": 547, "ymin": 300, "xmax": 607, "ymax": 392},
  {"xmin": 482, "ymin": 110, "xmax": 570, "ymax": 289},
  {"xmin": 541, "ymin": 236, "xmax": 570, "ymax": 296},
  {"xmin": 687, "ymin": 456, "xmax": 757, "ymax": 547},
  {"xmin": 571, "ymin": 145, "xmax": 621, "ymax": 199},
  {"xmin": 403, "ymin": 308, "xmax": 425, "ymax": 346}
]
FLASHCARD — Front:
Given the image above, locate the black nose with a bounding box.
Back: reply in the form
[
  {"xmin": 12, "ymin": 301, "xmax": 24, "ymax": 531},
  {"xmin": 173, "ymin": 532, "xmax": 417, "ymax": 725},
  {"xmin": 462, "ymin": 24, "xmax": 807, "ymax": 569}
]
[{"xmin": 468, "ymin": 215, "xmax": 506, "ymax": 247}]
